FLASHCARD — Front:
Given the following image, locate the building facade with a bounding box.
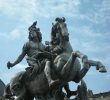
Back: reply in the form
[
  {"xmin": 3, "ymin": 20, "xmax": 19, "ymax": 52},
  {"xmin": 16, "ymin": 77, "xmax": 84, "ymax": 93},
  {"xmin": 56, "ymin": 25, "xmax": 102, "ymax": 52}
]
[{"xmin": 88, "ymin": 90, "xmax": 110, "ymax": 100}]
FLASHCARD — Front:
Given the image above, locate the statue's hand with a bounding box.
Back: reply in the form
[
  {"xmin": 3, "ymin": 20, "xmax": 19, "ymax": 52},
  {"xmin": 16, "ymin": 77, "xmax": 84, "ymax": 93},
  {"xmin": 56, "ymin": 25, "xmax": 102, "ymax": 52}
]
[{"xmin": 7, "ymin": 61, "xmax": 14, "ymax": 69}]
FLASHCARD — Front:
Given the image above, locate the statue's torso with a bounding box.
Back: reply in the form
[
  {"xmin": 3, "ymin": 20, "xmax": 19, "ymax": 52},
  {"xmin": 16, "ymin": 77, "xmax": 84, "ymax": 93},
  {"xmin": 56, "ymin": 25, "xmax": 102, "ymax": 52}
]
[{"xmin": 23, "ymin": 41, "xmax": 45, "ymax": 57}]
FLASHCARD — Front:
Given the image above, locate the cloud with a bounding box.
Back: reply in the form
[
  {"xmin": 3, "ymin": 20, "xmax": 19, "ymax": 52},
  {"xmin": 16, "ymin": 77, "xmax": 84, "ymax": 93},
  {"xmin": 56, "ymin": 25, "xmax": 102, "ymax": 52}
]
[
  {"xmin": 81, "ymin": 42, "xmax": 100, "ymax": 53},
  {"xmin": 106, "ymin": 74, "xmax": 110, "ymax": 79},
  {"xmin": 103, "ymin": 54, "xmax": 110, "ymax": 66},
  {"xmin": 10, "ymin": 29, "xmax": 21, "ymax": 40},
  {"xmin": 35, "ymin": 0, "xmax": 80, "ymax": 17},
  {"xmin": 71, "ymin": 26, "xmax": 103, "ymax": 37},
  {"xmin": 69, "ymin": 23, "xmax": 110, "ymax": 55},
  {"xmin": 94, "ymin": 0, "xmax": 110, "ymax": 24},
  {"xmin": 81, "ymin": 41, "xmax": 110, "ymax": 54},
  {"xmin": 0, "ymin": 28, "xmax": 21, "ymax": 40},
  {"xmin": 80, "ymin": 0, "xmax": 110, "ymax": 25},
  {"xmin": 0, "ymin": 0, "xmax": 37, "ymax": 24},
  {"xmin": 0, "ymin": 0, "xmax": 81, "ymax": 21},
  {"xmin": 0, "ymin": 0, "xmax": 109, "ymax": 25}
]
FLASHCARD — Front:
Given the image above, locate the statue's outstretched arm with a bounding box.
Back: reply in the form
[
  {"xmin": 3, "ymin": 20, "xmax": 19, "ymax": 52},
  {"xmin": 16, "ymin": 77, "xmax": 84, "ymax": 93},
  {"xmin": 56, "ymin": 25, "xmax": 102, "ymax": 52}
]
[{"xmin": 7, "ymin": 50, "xmax": 26, "ymax": 69}]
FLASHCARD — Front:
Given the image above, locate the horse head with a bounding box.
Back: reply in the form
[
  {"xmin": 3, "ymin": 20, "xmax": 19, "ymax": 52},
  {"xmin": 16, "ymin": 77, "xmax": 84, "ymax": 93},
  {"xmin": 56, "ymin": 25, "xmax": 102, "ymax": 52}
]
[
  {"xmin": 51, "ymin": 18, "xmax": 69, "ymax": 46},
  {"xmin": 10, "ymin": 71, "xmax": 25, "ymax": 96}
]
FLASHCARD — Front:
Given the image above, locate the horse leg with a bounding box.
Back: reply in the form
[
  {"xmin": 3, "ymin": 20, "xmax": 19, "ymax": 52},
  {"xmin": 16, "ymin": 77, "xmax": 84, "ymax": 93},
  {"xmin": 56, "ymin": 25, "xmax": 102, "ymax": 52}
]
[
  {"xmin": 74, "ymin": 51, "xmax": 107, "ymax": 73},
  {"xmin": 77, "ymin": 80, "xmax": 88, "ymax": 100},
  {"xmin": 72, "ymin": 51, "xmax": 107, "ymax": 82},
  {"xmin": 59, "ymin": 51, "xmax": 90, "ymax": 83},
  {"xmin": 88, "ymin": 60, "xmax": 107, "ymax": 73},
  {"xmin": 44, "ymin": 60, "xmax": 60, "ymax": 88},
  {"xmin": 75, "ymin": 51, "xmax": 88, "ymax": 63},
  {"xmin": 75, "ymin": 62, "xmax": 91, "ymax": 83},
  {"xmin": 74, "ymin": 52, "xmax": 91, "ymax": 83},
  {"xmin": 61, "ymin": 52, "xmax": 77, "ymax": 78},
  {"xmin": 60, "ymin": 51, "xmax": 88, "ymax": 77},
  {"xmin": 74, "ymin": 58, "xmax": 107, "ymax": 83}
]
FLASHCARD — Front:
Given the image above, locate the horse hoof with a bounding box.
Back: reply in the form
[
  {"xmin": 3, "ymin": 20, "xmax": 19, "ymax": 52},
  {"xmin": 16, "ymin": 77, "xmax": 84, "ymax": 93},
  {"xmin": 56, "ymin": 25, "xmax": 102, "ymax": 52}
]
[{"xmin": 99, "ymin": 67, "xmax": 107, "ymax": 73}]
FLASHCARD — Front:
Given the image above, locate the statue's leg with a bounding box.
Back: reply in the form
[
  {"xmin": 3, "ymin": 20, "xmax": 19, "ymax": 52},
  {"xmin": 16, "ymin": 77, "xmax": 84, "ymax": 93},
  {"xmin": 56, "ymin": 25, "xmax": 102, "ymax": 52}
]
[
  {"xmin": 88, "ymin": 60, "xmax": 107, "ymax": 73},
  {"xmin": 44, "ymin": 60, "xmax": 60, "ymax": 88}
]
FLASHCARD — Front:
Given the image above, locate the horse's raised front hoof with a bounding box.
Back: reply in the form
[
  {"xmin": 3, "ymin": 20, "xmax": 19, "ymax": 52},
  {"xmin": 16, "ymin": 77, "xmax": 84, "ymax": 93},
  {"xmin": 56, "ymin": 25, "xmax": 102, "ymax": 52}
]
[
  {"xmin": 97, "ymin": 62, "xmax": 107, "ymax": 73},
  {"xmin": 99, "ymin": 67, "xmax": 107, "ymax": 73}
]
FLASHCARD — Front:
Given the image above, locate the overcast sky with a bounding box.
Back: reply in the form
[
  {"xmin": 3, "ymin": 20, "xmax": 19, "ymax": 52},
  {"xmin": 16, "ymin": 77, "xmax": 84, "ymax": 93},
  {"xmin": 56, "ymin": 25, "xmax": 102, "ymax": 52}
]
[{"xmin": 0, "ymin": 0, "xmax": 110, "ymax": 94}]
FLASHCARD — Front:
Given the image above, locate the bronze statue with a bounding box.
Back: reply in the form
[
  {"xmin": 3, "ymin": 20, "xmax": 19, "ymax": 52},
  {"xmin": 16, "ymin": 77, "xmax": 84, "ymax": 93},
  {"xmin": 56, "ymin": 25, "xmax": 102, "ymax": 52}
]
[{"xmin": 6, "ymin": 18, "xmax": 107, "ymax": 100}]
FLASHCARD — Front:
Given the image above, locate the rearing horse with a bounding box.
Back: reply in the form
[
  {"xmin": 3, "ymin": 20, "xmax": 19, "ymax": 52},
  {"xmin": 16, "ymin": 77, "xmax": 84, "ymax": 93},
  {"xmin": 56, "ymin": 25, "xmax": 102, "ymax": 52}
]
[{"xmin": 46, "ymin": 18, "xmax": 107, "ymax": 85}]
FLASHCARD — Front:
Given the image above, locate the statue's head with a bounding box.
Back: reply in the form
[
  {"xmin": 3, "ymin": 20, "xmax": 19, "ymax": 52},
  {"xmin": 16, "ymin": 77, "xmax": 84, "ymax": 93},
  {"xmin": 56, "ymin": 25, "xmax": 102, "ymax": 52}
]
[{"xmin": 28, "ymin": 21, "xmax": 42, "ymax": 42}]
